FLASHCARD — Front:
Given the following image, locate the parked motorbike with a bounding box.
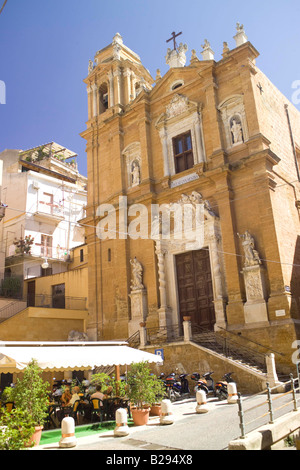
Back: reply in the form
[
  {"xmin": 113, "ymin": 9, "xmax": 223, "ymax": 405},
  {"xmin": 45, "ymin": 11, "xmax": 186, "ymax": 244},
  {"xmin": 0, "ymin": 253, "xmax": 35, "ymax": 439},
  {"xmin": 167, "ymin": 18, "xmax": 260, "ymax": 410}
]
[
  {"xmin": 163, "ymin": 372, "xmax": 190, "ymax": 401},
  {"xmin": 215, "ymin": 372, "xmax": 235, "ymax": 401},
  {"xmin": 191, "ymin": 371, "xmax": 216, "ymax": 396}
]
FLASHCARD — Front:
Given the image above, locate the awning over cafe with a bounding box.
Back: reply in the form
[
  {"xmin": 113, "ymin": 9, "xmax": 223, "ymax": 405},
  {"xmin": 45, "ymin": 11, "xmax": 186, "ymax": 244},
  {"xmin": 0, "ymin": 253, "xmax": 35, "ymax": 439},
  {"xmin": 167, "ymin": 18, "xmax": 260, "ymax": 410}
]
[{"xmin": 0, "ymin": 341, "xmax": 163, "ymax": 373}]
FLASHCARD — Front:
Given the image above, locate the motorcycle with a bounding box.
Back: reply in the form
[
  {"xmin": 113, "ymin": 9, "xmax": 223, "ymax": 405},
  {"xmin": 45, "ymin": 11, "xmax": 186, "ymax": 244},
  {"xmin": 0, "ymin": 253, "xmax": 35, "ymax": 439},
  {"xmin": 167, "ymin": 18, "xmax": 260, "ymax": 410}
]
[
  {"xmin": 163, "ymin": 372, "xmax": 190, "ymax": 402},
  {"xmin": 215, "ymin": 372, "xmax": 235, "ymax": 401},
  {"xmin": 191, "ymin": 371, "xmax": 216, "ymax": 396}
]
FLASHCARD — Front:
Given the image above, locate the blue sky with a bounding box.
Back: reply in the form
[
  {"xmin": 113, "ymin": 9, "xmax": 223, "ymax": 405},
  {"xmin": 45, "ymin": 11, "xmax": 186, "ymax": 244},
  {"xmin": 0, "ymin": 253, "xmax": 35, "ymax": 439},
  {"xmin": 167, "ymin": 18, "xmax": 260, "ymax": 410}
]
[{"xmin": 1, "ymin": 0, "xmax": 300, "ymax": 177}]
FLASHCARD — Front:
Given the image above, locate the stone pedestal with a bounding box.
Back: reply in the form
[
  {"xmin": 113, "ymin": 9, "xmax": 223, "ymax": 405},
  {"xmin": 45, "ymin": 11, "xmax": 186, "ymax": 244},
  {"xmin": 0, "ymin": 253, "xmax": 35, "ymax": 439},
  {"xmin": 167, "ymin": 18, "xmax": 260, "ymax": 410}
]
[
  {"xmin": 128, "ymin": 288, "xmax": 148, "ymax": 337},
  {"xmin": 242, "ymin": 265, "xmax": 268, "ymax": 324}
]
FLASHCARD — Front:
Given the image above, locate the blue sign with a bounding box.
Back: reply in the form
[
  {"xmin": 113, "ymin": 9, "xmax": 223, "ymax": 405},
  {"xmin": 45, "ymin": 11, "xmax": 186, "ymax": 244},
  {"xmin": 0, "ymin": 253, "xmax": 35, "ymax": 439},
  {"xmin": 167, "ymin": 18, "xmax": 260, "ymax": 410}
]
[{"xmin": 155, "ymin": 348, "xmax": 164, "ymax": 360}]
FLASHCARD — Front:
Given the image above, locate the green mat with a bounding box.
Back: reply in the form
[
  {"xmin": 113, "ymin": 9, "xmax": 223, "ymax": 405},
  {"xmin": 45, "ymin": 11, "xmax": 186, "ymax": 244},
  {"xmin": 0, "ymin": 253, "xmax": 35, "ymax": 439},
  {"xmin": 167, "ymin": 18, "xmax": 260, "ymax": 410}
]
[{"xmin": 40, "ymin": 420, "xmax": 134, "ymax": 445}]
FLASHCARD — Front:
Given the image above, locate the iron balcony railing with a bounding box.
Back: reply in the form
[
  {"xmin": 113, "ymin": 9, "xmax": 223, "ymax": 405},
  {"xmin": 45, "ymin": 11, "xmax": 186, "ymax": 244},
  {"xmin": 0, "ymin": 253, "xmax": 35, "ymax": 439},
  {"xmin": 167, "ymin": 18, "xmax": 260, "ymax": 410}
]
[{"xmin": 26, "ymin": 294, "xmax": 87, "ymax": 310}]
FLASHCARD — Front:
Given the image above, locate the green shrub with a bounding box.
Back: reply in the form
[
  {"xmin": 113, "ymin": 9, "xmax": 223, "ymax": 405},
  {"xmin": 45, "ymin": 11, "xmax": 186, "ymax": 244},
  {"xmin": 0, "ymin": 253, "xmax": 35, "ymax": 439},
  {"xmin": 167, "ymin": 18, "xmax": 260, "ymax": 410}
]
[{"xmin": 0, "ymin": 408, "xmax": 35, "ymax": 450}]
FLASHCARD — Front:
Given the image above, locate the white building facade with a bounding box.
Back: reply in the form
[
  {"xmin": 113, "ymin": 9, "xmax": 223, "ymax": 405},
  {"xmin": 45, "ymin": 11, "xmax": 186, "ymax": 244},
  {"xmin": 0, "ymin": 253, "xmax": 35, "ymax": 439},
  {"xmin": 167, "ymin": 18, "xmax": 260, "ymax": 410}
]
[{"xmin": 0, "ymin": 144, "xmax": 87, "ymax": 285}]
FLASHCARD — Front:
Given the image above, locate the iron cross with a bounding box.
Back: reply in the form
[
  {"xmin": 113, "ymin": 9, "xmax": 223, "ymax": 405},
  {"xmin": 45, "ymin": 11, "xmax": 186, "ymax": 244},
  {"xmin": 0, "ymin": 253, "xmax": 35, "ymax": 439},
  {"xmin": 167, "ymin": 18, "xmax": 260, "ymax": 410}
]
[{"xmin": 166, "ymin": 31, "xmax": 182, "ymax": 50}]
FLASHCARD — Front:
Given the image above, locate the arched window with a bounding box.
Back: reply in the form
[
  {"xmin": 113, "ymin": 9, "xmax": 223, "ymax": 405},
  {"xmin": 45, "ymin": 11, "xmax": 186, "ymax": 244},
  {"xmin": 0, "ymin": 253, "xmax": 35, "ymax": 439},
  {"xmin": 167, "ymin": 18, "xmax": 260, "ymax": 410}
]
[{"xmin": 99, "ymin": 83, "xmax": 108, "ymax": 114}]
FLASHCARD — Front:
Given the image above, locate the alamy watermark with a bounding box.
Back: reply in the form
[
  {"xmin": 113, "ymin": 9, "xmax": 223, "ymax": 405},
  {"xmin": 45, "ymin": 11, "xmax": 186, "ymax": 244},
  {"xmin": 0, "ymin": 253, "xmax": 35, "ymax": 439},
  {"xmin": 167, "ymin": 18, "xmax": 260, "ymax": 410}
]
[
  {"xmin": 291, "ymin": 80, "xmax": 300, "ymax": 106},
  {"xmin": 95, "ymin": 196, "xmax": 205, "ymax": 246},
  {"xmin": 0, "ymin": 80, "xmax": 5, "ymax": 104}
]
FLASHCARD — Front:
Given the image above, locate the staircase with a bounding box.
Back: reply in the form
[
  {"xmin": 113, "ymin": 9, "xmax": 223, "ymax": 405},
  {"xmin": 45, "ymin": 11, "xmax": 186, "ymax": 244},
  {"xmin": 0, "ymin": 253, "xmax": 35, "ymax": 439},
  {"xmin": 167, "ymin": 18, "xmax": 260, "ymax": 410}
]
[
  {"xmin": 190, "ymin": 325, "xmax": 268, "ymax": 374},
  {"xmin": 0, "ymin": 298, "xmax": 27, "ymax": 324},
  {"xmin": 139, "ymin": 323, "xmax": 287, "ymax": 379}
]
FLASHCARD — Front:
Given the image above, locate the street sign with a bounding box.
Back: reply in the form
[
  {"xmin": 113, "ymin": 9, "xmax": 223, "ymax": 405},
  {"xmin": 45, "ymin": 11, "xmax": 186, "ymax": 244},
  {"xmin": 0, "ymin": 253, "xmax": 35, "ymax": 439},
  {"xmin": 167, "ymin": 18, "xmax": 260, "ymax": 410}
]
[{"xmin": 155, "ymin": 348, "xmax": 164, "ymax": 361}]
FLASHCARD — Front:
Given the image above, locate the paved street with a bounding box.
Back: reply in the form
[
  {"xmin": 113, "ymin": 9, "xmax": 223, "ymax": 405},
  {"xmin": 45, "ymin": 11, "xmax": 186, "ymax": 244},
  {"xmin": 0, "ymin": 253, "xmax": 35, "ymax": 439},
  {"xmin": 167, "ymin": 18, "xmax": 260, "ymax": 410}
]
[{"xmin": 34, "ymin": 392, "xmax": 297, "ymax": 452}]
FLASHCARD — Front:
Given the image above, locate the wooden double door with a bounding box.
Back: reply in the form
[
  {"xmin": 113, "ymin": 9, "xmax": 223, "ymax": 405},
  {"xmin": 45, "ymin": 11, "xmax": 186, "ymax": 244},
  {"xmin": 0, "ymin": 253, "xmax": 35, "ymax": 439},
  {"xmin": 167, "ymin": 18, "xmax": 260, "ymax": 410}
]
[{"xmin": 176, "ymin": 249, "xmax": 215, "ymax": 330}]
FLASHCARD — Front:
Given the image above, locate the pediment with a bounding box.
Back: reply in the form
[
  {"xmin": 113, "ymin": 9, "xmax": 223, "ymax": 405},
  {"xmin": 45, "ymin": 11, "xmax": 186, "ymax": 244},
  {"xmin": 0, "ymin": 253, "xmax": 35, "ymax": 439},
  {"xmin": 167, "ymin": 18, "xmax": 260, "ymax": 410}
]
[{"xmin": 155, "ymin": 93, "xmax": 202, "ymax": 128}]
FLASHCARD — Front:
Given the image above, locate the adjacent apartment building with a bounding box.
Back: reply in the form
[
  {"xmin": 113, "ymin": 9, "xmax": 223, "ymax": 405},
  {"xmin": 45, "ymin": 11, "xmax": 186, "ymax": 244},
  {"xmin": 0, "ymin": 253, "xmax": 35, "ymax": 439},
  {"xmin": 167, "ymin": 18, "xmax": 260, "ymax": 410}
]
[{"xmin": 0, "ymin": 143, "xmax": 87, "ymax": 298}]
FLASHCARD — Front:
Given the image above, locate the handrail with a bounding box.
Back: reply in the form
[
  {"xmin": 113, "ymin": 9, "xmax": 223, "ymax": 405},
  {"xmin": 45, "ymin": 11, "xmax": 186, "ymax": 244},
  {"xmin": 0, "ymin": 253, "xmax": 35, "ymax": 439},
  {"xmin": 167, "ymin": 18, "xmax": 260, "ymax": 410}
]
[
  {"xmin": 237, "ymin": 374, "xmax": 299, "ymax": 439},
  {"xmin": 190, "ymin": 323, "xmax": 267, "ymax": 370},
  {"xmin": 217, "ymin": 326, "xmax": 285, "ymax": 357}
]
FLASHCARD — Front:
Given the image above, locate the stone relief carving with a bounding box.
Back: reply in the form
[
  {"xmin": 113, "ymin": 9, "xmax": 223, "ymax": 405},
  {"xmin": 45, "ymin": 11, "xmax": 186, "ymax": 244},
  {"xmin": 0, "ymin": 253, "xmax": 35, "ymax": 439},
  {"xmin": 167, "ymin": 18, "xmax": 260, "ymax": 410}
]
[
  {"xmin": 244, "ymin": 270, "xmax": 264, "ymax": 300},
  {"xmin": 166, "ymin": 94, "xmax": 190, "ymax": 119},
  {"xmin": 238, "ymin": 230, "xmax": 261, "ymax": 267},
  {"xmin": 130, "ymin": 257, "xmax": 144, "ymax": 290}
]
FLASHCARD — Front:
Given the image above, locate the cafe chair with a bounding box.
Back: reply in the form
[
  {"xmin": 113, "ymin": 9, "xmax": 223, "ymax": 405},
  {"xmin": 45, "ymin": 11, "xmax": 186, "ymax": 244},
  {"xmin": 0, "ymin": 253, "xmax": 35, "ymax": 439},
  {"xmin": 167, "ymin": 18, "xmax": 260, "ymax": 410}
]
[
  {"xmin": 91, "ymin": 398, "xmax": 104, "ymax": 422},
  {"xmin": 3, "ymin": 402, "xmax": 14, "ymax": 413},
  {"xmin": 44, "ymin": 404, "xmax": 57, "ymax": 430},
  {"xmin": 102, "ymin": 398, "xmax": 116, "ymax": 421},
  {"xmin": 62, "ymin": 399, "xmax": 81, "ymax": 424}
]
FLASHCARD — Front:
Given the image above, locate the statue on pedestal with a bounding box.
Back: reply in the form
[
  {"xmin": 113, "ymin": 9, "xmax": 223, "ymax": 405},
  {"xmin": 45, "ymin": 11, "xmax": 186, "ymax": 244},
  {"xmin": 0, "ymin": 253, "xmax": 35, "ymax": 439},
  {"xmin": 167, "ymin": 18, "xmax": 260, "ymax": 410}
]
[{"xmin": 238, "ymin": 230, "xmax": 261, "ymax": 267}]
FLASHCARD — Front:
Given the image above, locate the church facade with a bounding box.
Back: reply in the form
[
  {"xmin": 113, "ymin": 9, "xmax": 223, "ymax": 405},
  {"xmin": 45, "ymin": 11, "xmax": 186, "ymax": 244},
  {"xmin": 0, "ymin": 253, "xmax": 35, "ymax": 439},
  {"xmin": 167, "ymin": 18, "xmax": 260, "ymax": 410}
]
[{"xmin": 80, "ymin": 27, "xmax": 300, "ymax": 365}]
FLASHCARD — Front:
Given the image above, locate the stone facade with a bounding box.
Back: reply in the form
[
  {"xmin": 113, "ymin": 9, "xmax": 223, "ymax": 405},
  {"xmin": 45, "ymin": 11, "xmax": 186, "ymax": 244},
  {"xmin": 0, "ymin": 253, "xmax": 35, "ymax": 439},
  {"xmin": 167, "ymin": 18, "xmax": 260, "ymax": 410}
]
[{"xmin": 80, "ymin": 29, "xmax": 300, "ymax": 369}]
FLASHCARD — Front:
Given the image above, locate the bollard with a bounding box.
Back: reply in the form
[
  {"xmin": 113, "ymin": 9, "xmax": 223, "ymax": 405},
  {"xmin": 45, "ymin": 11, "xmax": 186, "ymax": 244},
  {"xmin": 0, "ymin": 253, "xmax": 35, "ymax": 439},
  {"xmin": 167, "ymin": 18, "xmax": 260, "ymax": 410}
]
[
  {"xmin": 160, "ymin": 399, "xmax": 174, "ymax": 425},
  {"xmin": 114, "ymin": 408, "xmax": 130, "ymax": 436},
  {"xmin": 59, "ymin": 417, "xmax": 77, "ymax": 448},
  {"xmin": 195, "ymin": 390, "xmax": 209, "ymax": 413},
  {"xmin": 227, "ymin": 382, "xmax": 238, "ymax": 404}
]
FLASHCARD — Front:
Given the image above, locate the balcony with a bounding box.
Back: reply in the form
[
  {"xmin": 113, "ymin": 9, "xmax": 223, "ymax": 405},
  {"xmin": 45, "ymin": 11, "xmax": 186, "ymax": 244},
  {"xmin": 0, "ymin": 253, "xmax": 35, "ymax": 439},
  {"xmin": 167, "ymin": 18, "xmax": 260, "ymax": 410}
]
[
  {"xmin": 26, "ymin": 294, "xmax": 87, "ymax": 310},
  {"xmin": 33, "ymin": 200, "xmax": 65, "ymax": 224},
  {"xmin": 7, "ymin": 241, "xmax": 70, "ymax": 264}
]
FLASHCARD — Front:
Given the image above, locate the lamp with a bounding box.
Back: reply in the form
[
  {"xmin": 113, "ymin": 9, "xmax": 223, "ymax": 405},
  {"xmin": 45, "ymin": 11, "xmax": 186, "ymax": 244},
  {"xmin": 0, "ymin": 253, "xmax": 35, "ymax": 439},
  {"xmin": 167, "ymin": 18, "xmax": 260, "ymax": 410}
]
[{"xmin": 41, "ymin": 258, "xmax": 49, "ymax": 269}]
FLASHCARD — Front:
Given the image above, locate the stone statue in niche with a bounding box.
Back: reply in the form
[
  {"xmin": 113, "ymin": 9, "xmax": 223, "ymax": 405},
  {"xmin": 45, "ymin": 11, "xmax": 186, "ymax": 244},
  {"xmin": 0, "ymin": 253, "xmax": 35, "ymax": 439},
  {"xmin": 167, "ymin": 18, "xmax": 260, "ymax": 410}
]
[
  {"xmin": 131, "ymin": 161, "xmax": 140, "ymax": 186},
  {"xmin": 230, "ymin": 117, "xmax": 244, "ymax": 144},
  {"xmin": 238, "ymin": 230, "xmax": 261, "ymax": 267},
  {"xmin": 130, "ymin": 257, "xmax": 144, "ymax": 290}
]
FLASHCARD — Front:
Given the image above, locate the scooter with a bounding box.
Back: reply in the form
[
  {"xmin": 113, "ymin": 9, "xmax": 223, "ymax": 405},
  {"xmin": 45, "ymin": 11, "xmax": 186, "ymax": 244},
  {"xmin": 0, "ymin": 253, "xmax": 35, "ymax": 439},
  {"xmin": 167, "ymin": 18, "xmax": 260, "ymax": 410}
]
[
  {"xmin": 163, "ymin": 372, "xmax": 190, "ymax": 401},
  {"xmin": 215, "ymin": 372, "xmax": 235, "ymax": 401},
  {"xmin": 191, "ymin": 371, "xmax": 216, "ymax": 396}
]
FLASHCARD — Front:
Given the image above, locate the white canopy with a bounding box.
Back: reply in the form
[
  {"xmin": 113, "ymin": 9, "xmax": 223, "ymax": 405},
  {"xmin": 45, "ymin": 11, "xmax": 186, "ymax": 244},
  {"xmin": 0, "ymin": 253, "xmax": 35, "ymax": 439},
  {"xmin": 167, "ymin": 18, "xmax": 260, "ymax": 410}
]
[{"xmin": 0, "ymin": 341, "xmax": 163, "ymax": 373}]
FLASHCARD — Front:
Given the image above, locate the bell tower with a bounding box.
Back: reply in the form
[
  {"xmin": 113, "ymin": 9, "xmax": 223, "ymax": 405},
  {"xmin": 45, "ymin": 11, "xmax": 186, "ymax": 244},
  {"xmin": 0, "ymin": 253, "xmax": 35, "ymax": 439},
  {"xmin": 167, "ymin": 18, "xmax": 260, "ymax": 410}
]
[{"xmin": 85, "ymin": 33, "xmax": 153, "ymax": 120}]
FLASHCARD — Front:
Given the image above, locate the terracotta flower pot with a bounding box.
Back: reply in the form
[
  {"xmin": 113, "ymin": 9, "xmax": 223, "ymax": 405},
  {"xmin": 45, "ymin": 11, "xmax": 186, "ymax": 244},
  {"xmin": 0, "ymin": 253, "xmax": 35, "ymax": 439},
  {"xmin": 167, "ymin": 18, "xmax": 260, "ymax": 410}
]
[
  {"xmin": 131, "ymin": 407, "xmax": 150, "ymax": 426},
  {"xmin": 150, "ymin": 404, "xmax": 162, "ymax": 416},
  {"xmin": 27, "ymin": 425, "xmax": 43, "ymax": 447},
  {"xmin": 183, "ymin": 316, "xmax": 191, "ymax": 321}
]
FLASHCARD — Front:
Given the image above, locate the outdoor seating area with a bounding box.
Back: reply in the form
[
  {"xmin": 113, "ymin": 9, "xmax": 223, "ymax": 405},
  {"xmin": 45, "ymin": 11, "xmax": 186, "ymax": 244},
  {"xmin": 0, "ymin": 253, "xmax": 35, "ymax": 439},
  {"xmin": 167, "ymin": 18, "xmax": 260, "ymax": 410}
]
[{"xmin": 43, "ymin": 394, "xmax": 131, "ymax": 429}]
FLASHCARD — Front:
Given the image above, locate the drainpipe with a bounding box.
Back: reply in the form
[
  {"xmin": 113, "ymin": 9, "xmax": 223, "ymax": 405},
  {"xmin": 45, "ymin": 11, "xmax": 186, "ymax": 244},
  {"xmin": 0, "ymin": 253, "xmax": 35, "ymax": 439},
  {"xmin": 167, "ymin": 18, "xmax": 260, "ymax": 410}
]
[{"xmin": 285, "ymin": 104, "xmax": 300, "ymax": 182}]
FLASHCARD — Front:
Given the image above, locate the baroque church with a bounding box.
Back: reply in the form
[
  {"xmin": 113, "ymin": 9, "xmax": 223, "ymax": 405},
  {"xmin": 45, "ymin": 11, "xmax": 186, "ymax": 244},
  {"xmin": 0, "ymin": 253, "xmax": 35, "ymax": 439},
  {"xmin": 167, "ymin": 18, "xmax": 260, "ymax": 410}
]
[{"xmin": 80, "ymin": 25, "xmax": 300, "ymax": 371}]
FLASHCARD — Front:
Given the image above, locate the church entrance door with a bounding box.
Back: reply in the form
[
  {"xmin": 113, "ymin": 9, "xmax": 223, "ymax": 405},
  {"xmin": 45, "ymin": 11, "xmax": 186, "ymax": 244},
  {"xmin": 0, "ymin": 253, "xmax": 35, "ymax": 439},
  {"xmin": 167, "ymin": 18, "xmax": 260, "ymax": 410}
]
[{"xmin": 175, "ymin": 249, "xmax": 215, "ymax": 330}]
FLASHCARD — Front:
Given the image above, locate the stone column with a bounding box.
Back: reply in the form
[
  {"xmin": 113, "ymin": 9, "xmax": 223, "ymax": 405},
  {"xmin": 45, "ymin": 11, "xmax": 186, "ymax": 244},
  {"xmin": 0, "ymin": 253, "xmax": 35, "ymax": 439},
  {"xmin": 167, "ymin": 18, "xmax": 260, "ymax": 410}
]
[
  {"xmin": 208, "ymin": 234, "xmax": 227, "ymax": 329},
  {"xmin": 155, "ymin": 243, "xmax": 172, "ymax": 329},
  {"xmin": 123, "ymin": 69, "xmax": 131, "ymax": 105},
  {"xmin": 194, "ymin": 113, "xmax": 205, "ymax": 163},
  {"xmin": 108, "ymin": 71, "xmax": 114, "ymax": 107},
  {"xmin": 159, "ymin": 128, "xmax": 170, "ymax": 176},
  {"xmin": 113, "ymin": 68, "xmax": 122, "ymax": 106},
  {"xmin": 87, "ymin": 86, "xmax": 92, "ymax": 120},
  {"xmin": 91, "ymin": 83, "xmax": 98, "ymax": 117}
]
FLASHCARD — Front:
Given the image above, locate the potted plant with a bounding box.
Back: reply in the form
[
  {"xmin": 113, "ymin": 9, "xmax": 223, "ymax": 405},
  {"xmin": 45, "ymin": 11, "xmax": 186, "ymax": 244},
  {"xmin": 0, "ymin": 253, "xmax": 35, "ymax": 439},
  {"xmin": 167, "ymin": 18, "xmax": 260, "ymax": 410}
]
[
  {"xmin": 149, "ymin": 377, "xmax": 165, "ymax": 417},
  {"xmin": 10, "ymin": 359, "xmax": 50, "ymax": 446},
  {"xmin": 0, "ymin": 408, "xmax": 36, "ymax": 450},
  {"xmin": 127, "ymin": 361, "xmax": 164, "ymax": 426}
]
